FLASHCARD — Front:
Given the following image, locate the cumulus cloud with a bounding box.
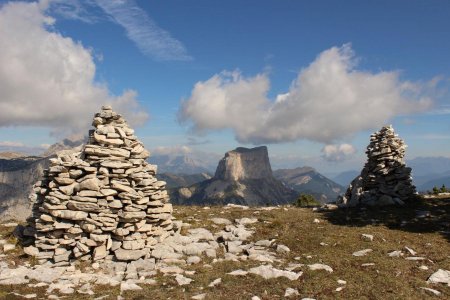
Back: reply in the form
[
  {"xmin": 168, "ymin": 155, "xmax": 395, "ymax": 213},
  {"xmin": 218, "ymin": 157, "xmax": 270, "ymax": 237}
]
[
  {"xmin": 321, "ymin": 143, "xmax": 356, "ymax": 162},
  {"xmin": 151, "ymin": 145, "xmax": 193, "ymax": 156},
  {"xmin": 0, "ymin": 0, "xmax": 148, "ymax": 136},
  {"xmin": 94, "ymin": 0, "xmax": 191, "ymax": 61},
  {"xmin": 179, "ymin": 44, "xmax": 433, "ymax": 144}
]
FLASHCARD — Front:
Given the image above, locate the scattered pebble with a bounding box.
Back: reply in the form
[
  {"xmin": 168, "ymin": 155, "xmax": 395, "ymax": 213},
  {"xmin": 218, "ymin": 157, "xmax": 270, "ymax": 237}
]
[
  {"xmin": 208, "ymin": 278, "xmax": 221, "ymax": 287},
  {"xmin": 335, "ymin": 287, "xmax": 344, "ymax": 292},
  {"xmin": 175, "ymin": 274, "xmax": 193, "ymax": 286},
  {"xmin": 276, "ymin": 244, "xmax": 290, "ymax": 254},
  {"xmin": 352, "ymin": 249, "xmax": 373, "ymax": 257},
  {"xmin": 248, "ymin": 265, "xmax": 302, "ymax": 280},
  {"xmin": 419, "ymin": 287, "xmax": 441, "ymax": 296},
  {"xmin": 227, "ymin": 270, "xmax": 248, "ymax": 276},
  {"xmin": 405, "ymin": 257, "xmax": 426, "ymax": 261},
  {"xmin": 404, "ymin": 246, "xmax": 417, "ymax": 256},
  {"xmin": 308, "ymin": 263, "xmax": 333, "ymax": 273},
  {"xmin": 361, "ymin": 234, "xmax": 374, "ymax": 242},
  {"xmin": 313, "ymin": 218, "xmax": 320, "ymax": 223},
  {"xmin": 284, "ymin": 288, "xmax": 300, "ymax": 297},
  {"xmin": 210, "ymin": 218, "xmax": 232, "ymax": 225},
  {"xmin": 191, "ymin": 293, "xmax": 207, "ymax": 300},
  {"xmin": 361, "ymin": 263, "xmax": 375, "ymax": 267},
  {"xmin": 418, "ymin": 265, "xmax": 429, "ymax": 270},
  {"xmin": 3, "ymin": 244, "xmax": 15, "ymax": 252},
  {"xmin": 388, "ymin": 250, "xmax": 403, "ymax": 257},
  {"xmin": 337, "ymin": 280, "xmax": 347, "ymax": 285}
]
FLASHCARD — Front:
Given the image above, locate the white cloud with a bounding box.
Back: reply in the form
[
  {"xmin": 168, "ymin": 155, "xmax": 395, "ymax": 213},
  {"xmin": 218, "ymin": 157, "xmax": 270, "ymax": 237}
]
[
  {"xmin": 321, "ymin": 143, "xmax": 356, "ymax": 162},
  {"xmin": 93, "ymin": 0, "xmax": 191, "ymax": 61},
  {"xmin": 0, "ymin": 141, "xmax": 26, "ymax": 147},
  {"xmin": 180, "ymin": 44, "xmax": 433, "ymax": 144},
  {"xmin": 0, "ymin": 0, "xmax": 148, "ymax": 136}
]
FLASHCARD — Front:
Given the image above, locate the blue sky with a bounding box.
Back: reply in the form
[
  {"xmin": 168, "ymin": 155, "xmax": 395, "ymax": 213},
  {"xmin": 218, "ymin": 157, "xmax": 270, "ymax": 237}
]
[{"xmin": 0, "ymin": 0, "xmax": 450, "ymax": 174}]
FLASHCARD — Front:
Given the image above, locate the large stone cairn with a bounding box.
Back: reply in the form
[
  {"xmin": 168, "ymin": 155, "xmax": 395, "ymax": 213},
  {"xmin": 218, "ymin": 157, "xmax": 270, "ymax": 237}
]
[
  {"xmin": 338, "ymin": 125, "xmax": 416, "ymax": 207},
  {"xmin": 27, "ymin": 106, "xmax": 173, "ymax": 264}
]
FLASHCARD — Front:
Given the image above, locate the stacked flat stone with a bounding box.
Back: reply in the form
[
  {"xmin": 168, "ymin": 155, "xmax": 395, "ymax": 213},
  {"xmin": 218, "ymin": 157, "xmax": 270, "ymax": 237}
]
[
  {"xmin": 338, "ymin": 125, "xmax": 416, "ymax": 207},
  {"xmin": 27, "ymin": 106, "xmax": 173, "ymax": 264}
]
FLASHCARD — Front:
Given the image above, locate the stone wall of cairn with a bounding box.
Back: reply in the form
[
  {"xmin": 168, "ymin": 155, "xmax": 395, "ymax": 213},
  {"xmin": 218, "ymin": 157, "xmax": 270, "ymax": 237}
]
[
  {"xmin": 27, "ymin": 106, "xmax": 173, "ymax": 265},
  {"xmin": 337, "ymin": 125, "xmax": 416, "ymax": 207}
]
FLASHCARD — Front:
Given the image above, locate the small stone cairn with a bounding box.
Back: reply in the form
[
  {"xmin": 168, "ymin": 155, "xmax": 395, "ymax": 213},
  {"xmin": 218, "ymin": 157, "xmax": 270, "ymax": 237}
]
[
  {"xmin": 338, "ymin": 125, "xmax": 416, "ymax": 207},
  {"xmin": 27, "ymin": 106, "xmax": 173, "ymax": 265}
]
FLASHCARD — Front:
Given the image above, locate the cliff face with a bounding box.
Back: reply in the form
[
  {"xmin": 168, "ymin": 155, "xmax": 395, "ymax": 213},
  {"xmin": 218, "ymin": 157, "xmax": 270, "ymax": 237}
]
[
  {"xmin": 214, "ymin": 146, "xmax": 272, "ymax": 181},
  {"xmin": 172, "ymin": 146, "xmax": 298, "ymax": 206},
  {"xmin": 0, "ymin": 156, "xmax": 50, "ymax": 221}
]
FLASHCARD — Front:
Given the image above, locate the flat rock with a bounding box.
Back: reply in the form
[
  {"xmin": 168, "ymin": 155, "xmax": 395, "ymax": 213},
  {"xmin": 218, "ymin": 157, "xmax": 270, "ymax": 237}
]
[
  {"xmin": 23, "ymin": 246, "xmax": 39, "ymax": 256},
  {"xmin": 114, "ymin": 248, "xmax": 147, "ymax": 261},
  {"xmin": 53, "ymin": 210, "xmax": 88, "ymax": 221}
]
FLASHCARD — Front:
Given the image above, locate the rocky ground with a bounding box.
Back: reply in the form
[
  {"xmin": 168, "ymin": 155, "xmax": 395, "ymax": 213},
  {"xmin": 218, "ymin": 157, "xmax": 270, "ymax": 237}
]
[{"xmin": 0, "ymin": 197, "xmax": 449, "ymax": 299}]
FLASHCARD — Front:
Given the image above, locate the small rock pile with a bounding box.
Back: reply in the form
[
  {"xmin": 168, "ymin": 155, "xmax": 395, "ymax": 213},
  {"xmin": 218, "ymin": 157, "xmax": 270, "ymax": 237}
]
[
  {"xmin": 26, "ymin": 106, "xmax": 173, "ymax": 265},
  {"xmin": 338, "ymin": 125, "xmax": 416, "ymax": 207}
]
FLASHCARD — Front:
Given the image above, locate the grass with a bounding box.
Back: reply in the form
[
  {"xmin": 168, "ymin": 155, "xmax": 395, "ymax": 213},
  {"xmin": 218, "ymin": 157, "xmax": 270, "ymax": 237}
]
[{"xmin": 0, "ymin": 196, "xmax": 449, "ymax": 299}]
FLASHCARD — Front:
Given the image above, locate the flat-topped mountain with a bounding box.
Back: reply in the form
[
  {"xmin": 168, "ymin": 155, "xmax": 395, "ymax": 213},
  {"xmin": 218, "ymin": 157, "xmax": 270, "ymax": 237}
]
[
  {"xmin": 215, "ymin": 146, "xmax": 273, "ymax": 181},
  {"xmin": 273, "ymin": 167, "xmax": 344, "ymax": 203},
  {"xmin": 172, "ymin": 146, "xmax": 297, "ymax": 206}
]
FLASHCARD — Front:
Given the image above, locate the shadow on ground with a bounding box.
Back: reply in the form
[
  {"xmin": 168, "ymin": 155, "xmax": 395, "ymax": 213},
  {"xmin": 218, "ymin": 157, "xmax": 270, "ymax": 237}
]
[{"xmin": 319, "ymin": 197, "xmax": 450, "ymax": 242}]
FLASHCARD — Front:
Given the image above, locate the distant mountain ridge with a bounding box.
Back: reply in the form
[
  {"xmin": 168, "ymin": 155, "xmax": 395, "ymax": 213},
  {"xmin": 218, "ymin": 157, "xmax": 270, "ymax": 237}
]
[
  {"xmin": 149, "ymin": 154, "xmax": 213, "ymax": 175},
  {"xmin": 158, "ymin": 173, "xmax": 212, "ymax": 189},
  {"xmin": 273, "ymin": 167, "xmax": 344, "ymax": 203},
  {"xmin": 171, "ymin": 146, "xmax": 298, "ymax": 206},
  {"xmin": 332, "ymin": 170, "xmax": 360, "ymax": 187}
]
